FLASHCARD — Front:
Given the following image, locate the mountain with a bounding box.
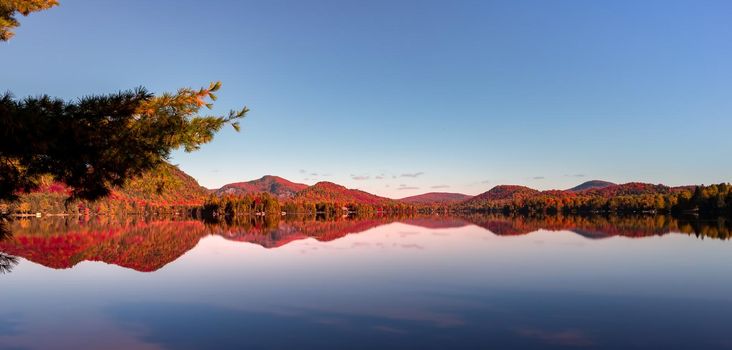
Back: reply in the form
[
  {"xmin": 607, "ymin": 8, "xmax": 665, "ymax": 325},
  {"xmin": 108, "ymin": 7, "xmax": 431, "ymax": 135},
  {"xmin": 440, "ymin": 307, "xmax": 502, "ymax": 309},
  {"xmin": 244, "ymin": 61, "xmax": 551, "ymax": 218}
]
[
  {"xmin": 464, "ymin": 185, "xmax": 540, "ymax": 204},
  {"xmin": 399, "ymin": 192, "xmax": 472, "ymax": 204},
  {"xmin": 111, "ymin": 162, "xmax": 209, "ymax": 205},
  {"xmin": 582, "ymin": 182, "xmax": 671, "ymax": 197},
  {"xmin": 215, "ymin": 176, "xmax": 308, "ymax": 198},
  {"xmin": 568, "ymin": 180, "xmax": 616, "ymax": 192},
  {"xmin": 5, "ymin": 162, "xmax": 209, "ymax": 214},
  {"xmin": 452, "ymin": 181, "xmax": 719, "ymax": 214},
  {"xmin": 293, "ymin": 181, "xmax": 392, "ymax": 205}
]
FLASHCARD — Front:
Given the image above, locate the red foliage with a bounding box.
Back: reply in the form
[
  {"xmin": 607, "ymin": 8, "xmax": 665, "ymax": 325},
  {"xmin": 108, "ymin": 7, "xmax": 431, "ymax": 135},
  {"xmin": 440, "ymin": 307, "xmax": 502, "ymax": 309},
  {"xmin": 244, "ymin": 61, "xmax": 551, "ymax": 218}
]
[
  {"xmin": 466, "ymin": 185, "xmax": 540, "ymax": 205},
  {"xmin": 399, "ymin": 192, "xmax": 472, "ymax": 204},
  {"xmin": 215, "ymin": 176, "xmax": 308, "ymax": 199},
  {"xmin": 581, "ymin": 182, "xmax": 671, "ymax": 197},
  {"xmin": 294, "ymin": 182, "xmax": 393, "ymax": 205}
]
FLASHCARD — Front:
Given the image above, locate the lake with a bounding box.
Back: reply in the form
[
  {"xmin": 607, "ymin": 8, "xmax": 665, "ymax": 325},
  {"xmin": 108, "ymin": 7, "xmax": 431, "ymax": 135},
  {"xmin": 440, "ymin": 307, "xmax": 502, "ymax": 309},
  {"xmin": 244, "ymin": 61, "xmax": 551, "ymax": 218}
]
[{"xmin": 1, "ymin": 214, "xmax": 731, "ymax": 349}]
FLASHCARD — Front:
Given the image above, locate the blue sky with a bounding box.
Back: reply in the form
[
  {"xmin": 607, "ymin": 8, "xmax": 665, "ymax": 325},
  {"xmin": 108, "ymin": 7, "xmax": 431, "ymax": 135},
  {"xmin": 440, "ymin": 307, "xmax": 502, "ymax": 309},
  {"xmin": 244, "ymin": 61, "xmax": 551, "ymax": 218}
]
[{"xmin": 2, "ymin": 0, "xmax": 731, "ymax": 197}]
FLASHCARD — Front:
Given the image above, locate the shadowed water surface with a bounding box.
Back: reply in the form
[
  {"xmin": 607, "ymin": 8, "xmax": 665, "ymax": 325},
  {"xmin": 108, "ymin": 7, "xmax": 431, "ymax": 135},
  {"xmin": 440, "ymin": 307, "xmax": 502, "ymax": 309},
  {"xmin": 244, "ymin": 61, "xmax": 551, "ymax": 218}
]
[{"xmin": 0, "ymin": 214, "xmax": 731, "ymax": 349}]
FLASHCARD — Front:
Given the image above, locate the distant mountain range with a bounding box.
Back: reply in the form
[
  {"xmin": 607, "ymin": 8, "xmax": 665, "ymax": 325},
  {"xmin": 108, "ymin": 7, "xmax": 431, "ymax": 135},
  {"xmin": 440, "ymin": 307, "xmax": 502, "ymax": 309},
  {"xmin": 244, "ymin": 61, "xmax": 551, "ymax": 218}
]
[
  {"xmin": 12, "ymin": 166, "xmax": 726, "ymax": 215},
  {"xmin": 210, "ymin": 178, "xmax": 691, "ymax": 207},
  {"xmin": 213, "ymin": 178, "xmax": 473, "ymax": 205}
]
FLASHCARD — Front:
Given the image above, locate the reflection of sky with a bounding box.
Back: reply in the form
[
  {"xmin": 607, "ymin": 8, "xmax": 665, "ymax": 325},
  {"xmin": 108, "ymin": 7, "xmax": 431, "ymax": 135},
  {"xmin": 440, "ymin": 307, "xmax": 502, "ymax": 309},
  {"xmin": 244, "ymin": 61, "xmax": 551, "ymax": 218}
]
[{"xmin": 2, "ymin": 223, "xmax": 732, "ymax": 349}]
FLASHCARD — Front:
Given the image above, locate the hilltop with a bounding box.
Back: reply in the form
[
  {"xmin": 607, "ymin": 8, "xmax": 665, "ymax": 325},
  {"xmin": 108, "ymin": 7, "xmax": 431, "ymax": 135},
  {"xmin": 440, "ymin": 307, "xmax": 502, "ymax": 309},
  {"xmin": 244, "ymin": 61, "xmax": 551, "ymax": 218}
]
[
  {"xmin": 215, "ymin": 176, "xmax": 308, "ymax": 198},
  {"xmin": 463, "ymin": 185, "xmax": 540, "ymax": 206},
  {"xmin": 112, "ymin": 162, "xmax": 209, "ymax": 205},
  {"xmin": 3, "ymin": 162, "xmax": 209, "ymax": 214},
  {"xmin": 581, "ymin": 182, "xmax": 672, "ymax": 196},
  {"xmin": 568, "ymin": 180, "xmax": 616, "ymax": 192},
  {"xmin": 399, "ymin": 192, "xmax": 472, "ymax": 204},
  {"xmin": 293, "ymin": 181, "xmax": 392, "ymax": 206}
]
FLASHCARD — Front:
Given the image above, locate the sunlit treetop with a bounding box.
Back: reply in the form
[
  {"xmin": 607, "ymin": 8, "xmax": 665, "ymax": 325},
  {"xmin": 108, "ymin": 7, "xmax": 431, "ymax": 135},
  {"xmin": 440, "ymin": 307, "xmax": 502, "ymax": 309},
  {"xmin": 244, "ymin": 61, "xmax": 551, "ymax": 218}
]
[{"xmin": 0, "ymin": 0, "xmax": 58, "ymax": 41}]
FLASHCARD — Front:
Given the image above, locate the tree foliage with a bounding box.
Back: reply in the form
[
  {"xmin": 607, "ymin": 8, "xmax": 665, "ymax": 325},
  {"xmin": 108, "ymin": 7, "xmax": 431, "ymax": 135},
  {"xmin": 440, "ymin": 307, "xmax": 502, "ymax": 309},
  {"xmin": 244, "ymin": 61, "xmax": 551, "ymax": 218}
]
[
  {"xmin": 0, "ymin": 82, "xmax": 248, "ymax": 201},
  {"xmin": 0, "ymin": 162, "xmax": 210, "ymax": 215},
  {"xmin": 456, "ymin": 183, "xmax": 732, "ymax": 217},
  {"xmin": 0, "ymin": 0, "xmax": 58, "ymax": 41}
]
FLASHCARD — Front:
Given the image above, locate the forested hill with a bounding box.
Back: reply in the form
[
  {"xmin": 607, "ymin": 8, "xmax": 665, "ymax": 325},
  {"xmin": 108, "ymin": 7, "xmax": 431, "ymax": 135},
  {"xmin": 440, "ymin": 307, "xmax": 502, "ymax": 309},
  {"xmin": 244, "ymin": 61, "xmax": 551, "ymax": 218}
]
[
  {"xmin": 461, "ymin": 185, "xmax": 539, "ymax": 207},
  {"xmin": 215, "ymin": 176, "xmax": 307, "ymax": 198},
  {"xmin": 1, "ymin": 162, "xmax": 209, "ymax": 215},
  {"xmin": 112, "ymin": 162, "xmax": 209, "ymax": 205},
  {"xmin": 568, "ymin": 180, "xmax": 616, "ymax": 192},
  {"xmin": 293, "ymin": 182, "xmax": 393, "ymax": 205},
  {"xmin": 458, "ymin": 182, "xmax": 732, "ymax": 216},
  {"xmin": 399, "ymin": 192, "xmax": 473, "ymax": 204},
  {"xmin": 4, "ymin": 165, "xmax": 731, "ymax": 218}
]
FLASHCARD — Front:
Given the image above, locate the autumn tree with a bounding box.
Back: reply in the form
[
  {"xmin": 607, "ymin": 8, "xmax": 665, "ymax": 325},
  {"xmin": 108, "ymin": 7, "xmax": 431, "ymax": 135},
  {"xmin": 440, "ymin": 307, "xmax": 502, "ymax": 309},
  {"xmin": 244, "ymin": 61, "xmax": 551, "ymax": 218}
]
[
  {"xmin": 1, "ymin": 2, "xmax": 250, "ymax": 204},
  {"xmin": 0, "ymin": 82, "xmax": 248, "ymax": 201},
  {"xmin": 0, "ymin": 0, "xmax": 58, "ymax": 41}
]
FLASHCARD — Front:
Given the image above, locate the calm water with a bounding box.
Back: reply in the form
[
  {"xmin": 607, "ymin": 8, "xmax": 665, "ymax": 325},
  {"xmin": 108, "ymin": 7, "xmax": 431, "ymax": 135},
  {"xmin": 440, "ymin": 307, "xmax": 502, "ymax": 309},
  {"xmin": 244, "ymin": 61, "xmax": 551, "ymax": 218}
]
[{"xmin": 1, "ymin": 214, "xmax": 731, "ymax": 350}]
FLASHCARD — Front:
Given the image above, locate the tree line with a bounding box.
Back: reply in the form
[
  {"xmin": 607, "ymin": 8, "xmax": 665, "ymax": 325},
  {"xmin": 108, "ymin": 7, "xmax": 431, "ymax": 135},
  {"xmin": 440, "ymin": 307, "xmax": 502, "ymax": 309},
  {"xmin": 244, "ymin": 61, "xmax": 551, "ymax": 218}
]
[
  {"xmin": 202, "ymin": 193, "xmax": 418, "ymax": 218},
  {"xmin": 455, "ymin": 183, "xmax": 732, "ymax": 217}
]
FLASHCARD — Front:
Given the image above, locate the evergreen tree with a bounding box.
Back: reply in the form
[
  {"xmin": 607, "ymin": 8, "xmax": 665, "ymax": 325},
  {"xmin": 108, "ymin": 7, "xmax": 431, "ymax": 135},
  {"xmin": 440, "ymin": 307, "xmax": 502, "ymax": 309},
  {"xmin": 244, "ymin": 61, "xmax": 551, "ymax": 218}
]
[
  {"xmin": 0, "ymin": 83, "xmax": 248, "ymax": 201},
  {"xmin": 0, "ymin": 0, "xmax": 58, "ymax": 41}
]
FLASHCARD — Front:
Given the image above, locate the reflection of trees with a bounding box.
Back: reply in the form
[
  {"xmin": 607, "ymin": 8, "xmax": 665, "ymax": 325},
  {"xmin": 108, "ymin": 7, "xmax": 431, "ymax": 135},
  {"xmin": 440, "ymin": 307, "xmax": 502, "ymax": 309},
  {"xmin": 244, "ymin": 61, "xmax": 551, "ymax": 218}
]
[
  {"xmin": 676, "ymin": 216, "xmax": 732, "ymax": 240},
  {"xmin": 458, "ymin": 213, "xmax": 732, "ymax": 240},
  {"xmin": 0, "ymin": 218, "xmax": 10, "ymax": 241},
  {"xmin": 0, "ymin": 216, "xmax": 18, "ymax": 274},
  {"xmin": 0, "ymin": 217, "xmax": 208, "ymax": 272},
  {"xmin": 0, "ymin": 253, "xmax": 18, "ymax": 274},
  {"xmin": 0, "ymin": 214, "xmax": 729, "ymax": 274},
  {"xmin": 205, "ymin": 214, "xmax": 403, "ymax": 248}
]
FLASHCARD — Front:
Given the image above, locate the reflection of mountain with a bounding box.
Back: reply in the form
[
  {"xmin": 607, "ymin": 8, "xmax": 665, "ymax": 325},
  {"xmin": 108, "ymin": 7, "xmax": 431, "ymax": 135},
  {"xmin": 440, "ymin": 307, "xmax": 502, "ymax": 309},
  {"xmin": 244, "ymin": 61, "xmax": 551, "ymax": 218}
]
[
  {"xmin": 0, "ymin": 218, "xmax": 209, "ymax": 272},
  {"xmin": 0, "ymin": 215, "xmax": 729, "ymax": 273},
  {"xmin": 462, "ymin": 214, "xmax": 670, "ymax": 238},
  {"xmin": 209, "ymin": 216, "xmax": 474, "ymax": 249},
  {"xmin": 209, "ymin": 217, "xmax": 398, "ymax": 248},
  {"xmin": 460, "ymin": 214, "xmax": 732, "ymax": 240},
  {"xmin": 400, "ymin": 217, "xmax": 471, "ymax": 229},
  {"xmin": 0, "ymin": 216, "xmax": 403, "ymax": 272}
]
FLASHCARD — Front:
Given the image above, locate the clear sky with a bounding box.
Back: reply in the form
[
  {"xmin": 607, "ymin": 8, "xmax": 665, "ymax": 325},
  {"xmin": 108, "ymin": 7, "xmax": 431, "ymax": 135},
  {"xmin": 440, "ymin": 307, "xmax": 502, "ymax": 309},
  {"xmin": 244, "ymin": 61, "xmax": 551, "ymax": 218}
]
[{"xmin": 2, "ymin": 0, "xmax": 731, "ymax": 197}]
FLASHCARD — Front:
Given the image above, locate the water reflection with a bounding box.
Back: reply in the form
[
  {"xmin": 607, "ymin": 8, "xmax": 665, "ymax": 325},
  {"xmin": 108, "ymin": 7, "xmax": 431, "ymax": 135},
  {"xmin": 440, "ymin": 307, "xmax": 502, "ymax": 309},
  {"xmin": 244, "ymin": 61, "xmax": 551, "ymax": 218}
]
[
  {"xmin": 461, "ymin": 213, "xmax": 732, "ymax": 239},
  {"xmin": 0, "ymin": 217, "xmax": 208, "ymax": 272},
  {"xmin": 207, "ymin": 215, "xmax": 399, "ymax": 247},
  {"xmin": 0, "ymin": 253, "xmax": 17, "ymax": 274},
  {"xmin": 0, "ymin": 214, "xmax": 730, "ymax": 273},
  {"xmin": 0, "ymin": 218, "xmax": 17, "ymax": 274},
  {"xmin": 2, "ymin": 214, "xmax": 732, "ymax": 349},
  {"xmin": 103, "ymin": 293, "xmax": 732, "ymax": 350}
]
